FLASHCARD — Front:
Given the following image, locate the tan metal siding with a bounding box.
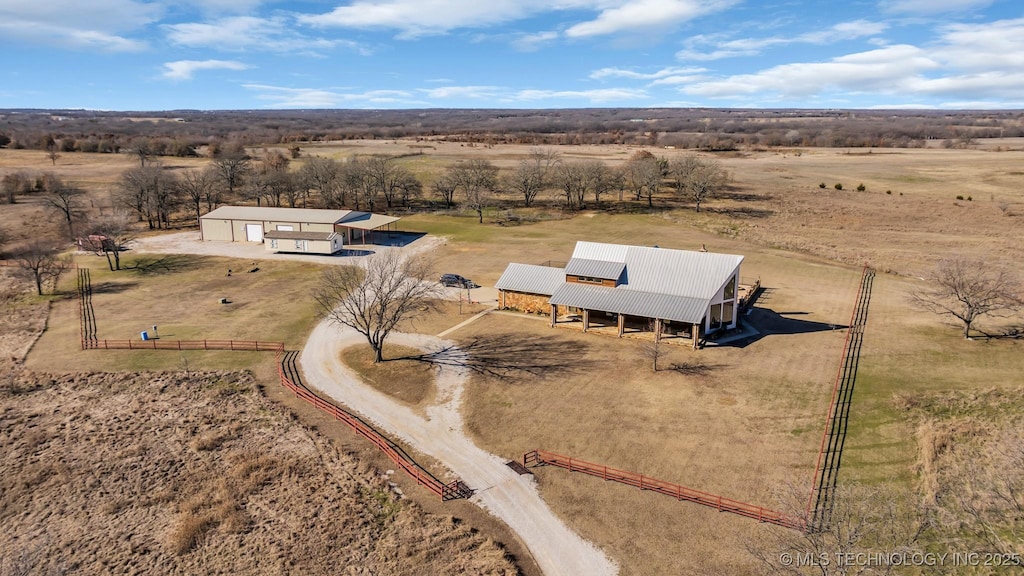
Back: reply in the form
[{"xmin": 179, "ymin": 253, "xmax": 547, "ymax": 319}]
[{"xmin": 200, "ymin": 219, "xmax": 233, "ymax": 242}]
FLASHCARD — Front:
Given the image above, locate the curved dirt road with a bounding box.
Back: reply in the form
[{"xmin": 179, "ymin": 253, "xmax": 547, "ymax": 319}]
[{"xmin": 300, "ymin": 320, "xmax": 617, "ymax": 576}]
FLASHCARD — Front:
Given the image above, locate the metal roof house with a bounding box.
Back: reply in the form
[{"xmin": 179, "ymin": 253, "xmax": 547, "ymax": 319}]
[
  {"xmin": 199, "ymin": 206, "xmax": 400, "ymax": 253},
  {"xmin": 495, "ymin": 241, "xmax": 744, "ymax": 348}
]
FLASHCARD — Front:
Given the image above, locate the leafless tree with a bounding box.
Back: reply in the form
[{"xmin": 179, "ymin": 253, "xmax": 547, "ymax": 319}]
[
  {"xmin": 671, "ymin": 154, "xmax": 726, "ymax": 212},
  {"xmin": 83, "ymin": 211, "xmax": 135, "ymax": 271},
  {"xmin": 13, "ymin": 241, "xmax": 70, "ymax": 295},
  {"xmin": 506, "ymin": 148, "xmax": 560, "ymax": 207},
  {"xmin": 2, "ymin": 172, "xmax": 33, "ymax": 204},
  {"xmin": 623, "ymin": 153, "xmax": 662, "ymax": 206},
  {"xmin": 314, "ymin": 252, "xmax": 441, "ymax": 363},
  {"xmin": 117, "ymin": 165, "xmax": 179, "ymax": 229},
  {"xmin": 40, "ymin": 174, "xmax": 84, "ymax": 238},
  {"xmin": 45, "ymin": 140, "xmax": 60, "ymax": 166},
  {"xmin": 340, "ymin": 157, "xmax": 380, "ymax": 212},
  {"xmin": 746, "ymin": 482, "xmax": 930, "ymax": 576},
  {"xmin": 555, "ymin": 160, "xmax": 589, "ymax": 211},
  {"xmin": 299, "ymin": 156, "xmax": 342, "ymax": 207},
  {"xmin": 364, "ymin": 155, "xmax": 412, "ymax": 210},
  {"xmin": 936, "ymin": 422, "xmax": 1024, "ymax": 556},
  {"xmin": 582, "ymin": 159, "xmax": 614, "ymax": 206},
  {"xmin": 211, "ymin": 143, "xmax": 251, "ymax": 195},
  {"xmin": 432, "ymin": 171, "xmax": 458, "ymax": 208},
  {"xmin": 912, "ymin": 259, "xmax": 1021, "ymax": 339},
  {"xmin": 175, "ymin": 167, "xmax": 219, "ymax": 225},
  {"xmin": 639, "ymin": 319, "xmax": 667, "ymax": 372},
  {"xmin": 450, "ymin": 159, "xmax": 498, "ymax": 223}
]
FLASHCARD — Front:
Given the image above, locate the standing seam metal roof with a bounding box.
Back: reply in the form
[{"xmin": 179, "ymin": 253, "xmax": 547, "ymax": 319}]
[
  {"xmin": 571, "ymin": 241, "xmax": 742, "ymax": 299},
  {"xmin": 564, "ymin": 258, "xmax": 626, "ymax": 280},
  {"xmin": 495, "ymin": 264, "xmax": 566, "ymax": 296},
  {"xmin": 549, "ymin": 283, "xmax": 711, "ymax": 324}
]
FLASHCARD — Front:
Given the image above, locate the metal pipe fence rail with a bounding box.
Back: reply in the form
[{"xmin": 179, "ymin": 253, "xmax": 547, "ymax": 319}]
[
  {"xmin": 274, "ymin": 348, "xmax": 471, "ymax": 501},
  {"xmin": 524, "ymin": 449, "xmax": 805, "ymax": 531},
  {"xmin": 805, "ymin": 266, "xmax": 875, "ymax": 531},
  {"xmin": 82, "ymin": 338, "xmax": 284, "ymax": 351}
]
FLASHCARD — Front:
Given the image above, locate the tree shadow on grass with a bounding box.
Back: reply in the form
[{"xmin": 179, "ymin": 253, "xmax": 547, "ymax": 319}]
[
  {"xmin": 666, "ymin": 360, "xmax": 721, "ymax": 376},
  {"xmin": 400, "ymin": 333, "xmax": 594, "ymax": 380},
  {"xmin": 90, "ymin": 281, "xmax": 139, "ymax": 295},
  {"xmin": 125, "ymin": 254, "xmax": 207, "ymax": 275}
]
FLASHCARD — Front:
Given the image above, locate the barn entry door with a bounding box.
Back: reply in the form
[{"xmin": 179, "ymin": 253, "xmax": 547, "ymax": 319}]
[{"xmin": 245, "ymin": 224, "xmax": 264, "ymax": 242}]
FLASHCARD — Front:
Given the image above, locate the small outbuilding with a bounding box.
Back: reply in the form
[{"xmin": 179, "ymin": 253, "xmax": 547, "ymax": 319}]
[
  {"xmin": 199, "ymin": 206, "xmax": 400, "ymax": 246},
  {"xmin": 264, "ymin": 230, "xmax": 344, "ymax": 255}
]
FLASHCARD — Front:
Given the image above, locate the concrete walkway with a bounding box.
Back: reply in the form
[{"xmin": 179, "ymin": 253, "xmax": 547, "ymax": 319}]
[{"xmin": 300, "ymin": 320, "xmax": 617, "ymax": 576}]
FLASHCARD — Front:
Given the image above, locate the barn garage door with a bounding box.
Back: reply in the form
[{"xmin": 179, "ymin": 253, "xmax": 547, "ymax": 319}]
[{"xmin": 245, "ymin": 224, "xmax": 263, "ymax": 242}]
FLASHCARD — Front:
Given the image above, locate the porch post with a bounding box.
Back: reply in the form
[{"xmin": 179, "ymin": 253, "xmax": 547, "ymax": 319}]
[
  {"xmin": 550, "ymin": 304, "xmax": 557, "ymax": 327},
  {"xmin": 617, "ymin": 313, "xmax": 625, "ymax": 337},
  {"xmin": 692, "ymin": 323, "xmax": 699, "ymax": 350},
  {"xmin": 655, "ymin": 318, "xmax": 662, "ymax": 342},
  {"xmin": 499, "ymin": 290, "xmax": 505, "ymax": 309},
  {"xmin": 582, "ymin": 309, "xmax": 590, "ymax": 332}
]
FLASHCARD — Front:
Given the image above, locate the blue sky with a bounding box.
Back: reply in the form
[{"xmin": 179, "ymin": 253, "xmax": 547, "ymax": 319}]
[{"xmin": 0, "ymin": 0, "xmax": 1021, "ymax": 110}]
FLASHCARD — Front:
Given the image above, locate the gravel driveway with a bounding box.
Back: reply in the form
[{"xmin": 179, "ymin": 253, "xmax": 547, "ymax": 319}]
[{"xmin": 300, "ymin": 320, "xmax": 618, "ymax": 576}]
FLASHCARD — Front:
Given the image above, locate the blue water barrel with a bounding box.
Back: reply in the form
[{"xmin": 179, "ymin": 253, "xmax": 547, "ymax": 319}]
[{"xmin": 141, "ymin": 331, "xmax": 149, "ymax": 341}]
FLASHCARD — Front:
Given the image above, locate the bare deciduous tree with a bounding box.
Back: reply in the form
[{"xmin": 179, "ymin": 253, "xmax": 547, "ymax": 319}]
[
  {"xmin": 432, "ymin": 172, "xmax": 458, "ymax": 208},
  {"xmin": 14, "ymin": 242, "xmax": 70, "ymax": 295},
  {"xmin": 912, "ymin": 259, "xmax": 1021, "ymax": 339},
  {"xmin": 450, "ymin": 159, "xmax": 498, "ymax": 223},
  {"xmin": 314, "ymin": 252, "xmax": 441, "ymax": 363},
  {"xmin": 936, "ymin": 422, "xmax": 1024, "ymax": 556},
  {"xmin": 506, "ymin": 148, "xmax": 559, "ymax": 207},
  {"xmin": 175, "ymin": 167, "xmax": 219, "ymax": 225},
  {"xmin": 83, "ymin": 211, "xmax": 135, "ymax": 271},
  {"xmin": 746, "ymin": 483, "xmax": 929, "ymax": 576},
  {"xmin": 40, "ymin": 174, "xmax": 84, "ymax": 238},
  {"xmin": 117, "ymin": 165, "xmax": 179, "ymax": 229},
  {"xmin": 555, "ymin": 160, "xmax": 590, "ymax": 211},
  {"xmin": 639, "ymin": 319, "xmax": 666, "ymax": 372},
  {"xmin": 623, "ymin": 153, "xmax": 662, "ymax": 206},
  {"xmin": 299, "ymin": 156, "xmax": 342, "ymax": 208},
  {"xmin": 670, "ymin": 155, "xmax": 726, "ymax": 212},
  {"xmin": 211, "ymin": 143, "xmax": 251, "ymax": 196}
]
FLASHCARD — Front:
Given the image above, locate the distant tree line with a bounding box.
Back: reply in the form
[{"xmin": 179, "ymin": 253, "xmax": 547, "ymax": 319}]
[{"xmin": 2, "ymin": 108, "xmax": 1023, "ymax": 156}]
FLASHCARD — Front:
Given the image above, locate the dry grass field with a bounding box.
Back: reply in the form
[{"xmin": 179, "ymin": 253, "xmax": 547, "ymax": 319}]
[
  {"xmin": 3, "ymin": 141, "xmax": 1023, "ymax": 575},
  {"xmin": 0, "ymin": 267, "xmax": 523, "ymax": 576}
]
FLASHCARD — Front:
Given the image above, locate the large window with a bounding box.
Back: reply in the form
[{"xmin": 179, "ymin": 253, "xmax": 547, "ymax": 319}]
[
  {"xmin": 724, "ymin": 275, "xmax": 736, "ymax": 300},
  {"xmin": 710, "ymin": 303, "xmax": 724, "ymax": 327},
  {"xmin": 723, "ymin": 302, "xmax": 734, "ymax": 326}
]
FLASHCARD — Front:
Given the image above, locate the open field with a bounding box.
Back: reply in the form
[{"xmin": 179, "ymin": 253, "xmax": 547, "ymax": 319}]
[
  {"xmin": 24, "ymin": 252, "xmax": 324, "ymax": 373},
  {"xmin": 3, "ymin": 141, "xmax": 1023, "ymax": 574}
]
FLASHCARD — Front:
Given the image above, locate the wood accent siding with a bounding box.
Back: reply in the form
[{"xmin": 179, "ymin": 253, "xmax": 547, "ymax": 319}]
[
  {"xmin": 566, "ymin": 275, "xmax": 617, "ymax": 287},
  {"xmin": 500, "ymin": 291, "xmax": 551, "ymax": 314}
]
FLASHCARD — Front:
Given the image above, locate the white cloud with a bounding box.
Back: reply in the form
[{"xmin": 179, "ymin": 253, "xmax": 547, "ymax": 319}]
[
  {"xmin": 680, "ymin": 19, "xmax": 1024, "ymax": 105},
  {"xmin": 0, "ymin": 0, "xmax": 159, "ymax": 51},
  {"xmin": 161, "ymin": 60, "xmax": 250, "ymax": 81},
  {"xmin": 299, "ymin": 0, "xmax": 734, "ymax": 39},
  {"xmin": 513, "ymin": 88, "xmax": 649, "ymax": 102},
  {"xmin": 682, "ymin": 45, "xmax": 940, "ymax": 98},
  {"xmin": 880, "ymin": 0, "xmax": 993, "ymax": 14},
  {"xmin": 512, "ymin": 30, "xmax": 559, "ymax": 52},
  {"xmin": 242, "ymin": 84, "xmax": 422, "ymax": 108},
  {"xmin": 420, "ymin": 86, "xmax": 503, "ymax": 99},
  {"xmin": 677, "ymin": 20, "xmax": 889, "ymax": 61},
  {"xmin": 299, "ymin": 0, "xmax": 549, "ymax": 38},
  {"xmin": 565, "ymin": 0, "xmax": 736, "ymax": 38},
  {"xmin": 590, "ymin": 66, "xmax": 704, "ymax": 80},
  {"xmin": 165, "ymin": 15, "xmax": 366, "ymax": 54}
]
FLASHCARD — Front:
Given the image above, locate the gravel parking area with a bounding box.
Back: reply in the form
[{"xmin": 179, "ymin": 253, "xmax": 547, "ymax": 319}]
[{"xmin": 131, "ymin": 230, "xmax": 445, "ymax": 266}]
